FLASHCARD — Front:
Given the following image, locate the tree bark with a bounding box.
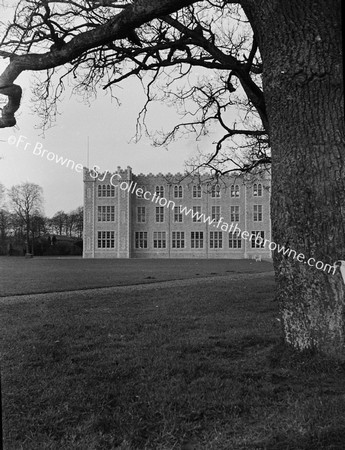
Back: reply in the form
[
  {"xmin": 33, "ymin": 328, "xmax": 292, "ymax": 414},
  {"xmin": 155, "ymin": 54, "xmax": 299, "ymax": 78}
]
[{"xmin": 243, "ymin": 0, "xmax": 345, "ymax": 357}]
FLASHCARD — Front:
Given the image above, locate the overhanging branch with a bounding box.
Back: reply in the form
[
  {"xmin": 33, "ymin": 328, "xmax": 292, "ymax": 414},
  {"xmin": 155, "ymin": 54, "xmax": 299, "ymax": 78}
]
[{"xmin": 0, "ymin": 0, "xmax": 199, "ymax": 128}]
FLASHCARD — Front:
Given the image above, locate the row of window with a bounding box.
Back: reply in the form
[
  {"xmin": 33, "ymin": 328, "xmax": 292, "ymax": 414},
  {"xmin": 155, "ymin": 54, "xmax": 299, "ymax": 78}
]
[
  {"xmin": 134, "ymin": 231, "xmax": 265, "ymax": 249},
  {"xmin": 97, "ymin": 183, "xmax": 264, "ymax": 198},
  {"xmin": 93, "ymin": 204, "xmax": 263, "ymax": 223},
  {"xmin": 137, "ymin": 205, "xmax": 263, "ymax": 223},
  {"xmin": 97, "ymin": 231, "xmax": 265, "ymax": 249},
  {"xmin": 96, "ymin": 205, "xmax": 263, "ymax": 223}
]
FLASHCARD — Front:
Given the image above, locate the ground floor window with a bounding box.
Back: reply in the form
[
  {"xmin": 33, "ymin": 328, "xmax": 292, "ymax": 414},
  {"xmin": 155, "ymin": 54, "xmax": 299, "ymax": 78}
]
[
  {"xmin": 191, "ymin": 231, "xmax": 204, "ymax": 249},
  {"xmin": 251, "ymin": 231, "xmax": 265, "ymax": 248},
  {"xmin": 172, "ymin": 231, "xmax": 185, "ymax": 249},
  {"xmin": 135, "ymin": 231, "xmax": 148, "ymax": 248},
  {"xmin": 229, "ymin": 231, "xmax": 242, "ymax": 249},
  {"xmin": 153, "ymin": 231, "xmax": 166, "ymax": 248},
  {"xmin": 97, "ymin": 231, "xmax": 115, "ymax": 248},
  {"xmin": 210, "ymin": 231, "xmax": 222, "ymax": 249}
]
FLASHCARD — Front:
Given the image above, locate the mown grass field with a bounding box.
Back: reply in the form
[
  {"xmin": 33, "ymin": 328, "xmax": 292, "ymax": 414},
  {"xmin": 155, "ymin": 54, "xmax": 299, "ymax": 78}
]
[
  {"xmin": 0, "ymin": 257, "xmax": 273, "ymax": 297},
  {"xmin": 0, "ymin": 258, "xmax": 345, "ymax": 449}
]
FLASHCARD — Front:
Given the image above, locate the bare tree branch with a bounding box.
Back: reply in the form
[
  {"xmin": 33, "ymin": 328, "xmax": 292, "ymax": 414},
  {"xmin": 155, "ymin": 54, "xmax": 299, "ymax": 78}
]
[{"xmin": 0, "ymin": 0, "xmax": 200, "ymax": 127}]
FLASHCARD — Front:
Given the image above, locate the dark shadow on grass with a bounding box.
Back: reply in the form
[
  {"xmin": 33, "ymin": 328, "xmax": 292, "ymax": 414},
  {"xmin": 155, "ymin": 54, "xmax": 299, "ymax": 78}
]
[
  {"xmin": 268, "ymin": 340, "xmax": 345, "ymax": 375},
  {"xmin": 256, "ymin": 428, "xmax": 345, "ymax": 450}
]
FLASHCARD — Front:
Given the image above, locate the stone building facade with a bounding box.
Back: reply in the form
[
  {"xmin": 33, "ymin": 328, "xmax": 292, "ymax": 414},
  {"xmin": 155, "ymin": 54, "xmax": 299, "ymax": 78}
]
[{"xmin": 83, "ymin": 166, "xmax": 272, "ymax": 259}]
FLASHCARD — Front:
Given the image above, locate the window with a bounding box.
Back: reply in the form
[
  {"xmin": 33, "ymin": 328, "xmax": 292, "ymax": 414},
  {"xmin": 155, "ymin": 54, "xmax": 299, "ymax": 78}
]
[
  {"xmin": 156, "ymin": 206, "xmax": 164, "ymax": 222},
  {"xmin": 192, "ymin": 185, "xmax": 202, "ymax": 198},
  {"xmin": 98, "ymin": 206, "xmax": 115, "ymax": 222},
  {"xmin": 172, "ymin": 231, "xmax": 185, "ymax": 249},
  {"xmin": 253, "ymin": 204, "xmax": 263, "ymax": 222},
  {"xmin": 97, "ymin": 231, "xmax": 115, "ymax": 248},
  {"xmin": 137, "ymin": 206, "xmax": 146, "ymax": 223},
  {"xmin": 210, "ymin": 231, "xmax": 223, "ymax": 249},
  {"xmin": 230, "ymin": 205, "xmax": 240, "ymax": 222},
  {"xmin": 191, "ymin": 231, "xmax": 204, "ymax": 248},
  {"xmin": 192, "ymin": 206, "xmax": 202, "ymax": 222},
  {"xmin": 174, "ymin": 185, "xmax": 183, "ymax": 198},
  {"xmin": 155, "ymin": 185, "xmax": 164, "ymax": 197},
  {"xmin": 229, "ymin": 232, "xmax": 242, "ymax": 249},
  {"xmin": 153, "ymin": 231, "xmax": 166, "ymax": 248},
  {"xmin": 211, "ymin": 184, "xmax": 221, "ymax": 198},
  {"xmin": 98, "ymin": 184, "xmax": 115, "ymax": 197},
  {"xmin": 174, "ymin": 206, "xmax": 183, "ymax": 223},
  {"xmin": 135, "ymin": 231, "xmax": 147, "ymax": 248},
  {"xmin": 251, "ymin": 231, "xmax": 265, "ymax": 248},
  {"xmin": 253, "ymin": 183, "xmax": 262, "ymax": 197},
  {"xmin": 230, "ymin": 184, "xmax": 240, "ymax": 198},
  {"xmin": 211, "ymin": 206, "xmax": 221, "ymax": 221}
]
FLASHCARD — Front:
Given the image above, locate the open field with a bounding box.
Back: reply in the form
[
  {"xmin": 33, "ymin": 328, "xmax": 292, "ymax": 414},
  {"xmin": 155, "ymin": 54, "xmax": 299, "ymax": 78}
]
[
  {"xmin": 1, "ymin": 260, "xmax": 345, "ymax": 449},
  {"xmin": 0, "ymin": 257, "xmax": 273, "ymax": 297}
]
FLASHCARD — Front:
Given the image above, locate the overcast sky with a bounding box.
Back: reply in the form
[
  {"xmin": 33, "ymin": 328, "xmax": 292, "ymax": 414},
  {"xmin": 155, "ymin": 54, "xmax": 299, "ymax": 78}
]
[
  {"xmin": 0, "ymin": 1, "xmax": 210, "ymax": 216},
  {"xmin": 0, "ymin": 4, "xmax": 249, "ymax": 217},
  {"xmin": 0, "ymin": 58, "xmax": 217, "ymax": 216}
]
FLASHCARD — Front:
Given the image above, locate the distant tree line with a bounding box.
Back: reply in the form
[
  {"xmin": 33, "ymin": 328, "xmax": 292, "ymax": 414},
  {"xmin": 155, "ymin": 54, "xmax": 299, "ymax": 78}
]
[{"xmin": 0, "ymin": 181, "xmax": 83, "ymax": 256}]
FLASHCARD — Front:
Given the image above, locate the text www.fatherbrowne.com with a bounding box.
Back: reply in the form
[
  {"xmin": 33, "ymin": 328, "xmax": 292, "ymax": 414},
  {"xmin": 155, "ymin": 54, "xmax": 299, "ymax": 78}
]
[{"xmin": 91, "ymin": 167, "xmax": 337, "ymax": 275}]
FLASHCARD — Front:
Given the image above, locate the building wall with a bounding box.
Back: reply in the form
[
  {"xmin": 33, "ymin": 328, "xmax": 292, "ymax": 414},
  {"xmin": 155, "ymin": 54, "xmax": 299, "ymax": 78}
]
[
  {"xmin": 83, "ymin": 166, "xmax": 132, "ymax": 258},
  {"xmin": 83, "ymin": 167, "xmax": 272, "ymax": 259}
]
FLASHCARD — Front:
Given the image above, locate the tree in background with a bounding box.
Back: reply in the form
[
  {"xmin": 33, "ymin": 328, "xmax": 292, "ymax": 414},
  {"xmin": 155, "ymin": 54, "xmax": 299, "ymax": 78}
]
[
  {"xmin": 8, "ymin": 182, "xmax": 44, "ymax": 254},
  {"xmin": 0, "ymin": 182, "xmax": 8, "ymax": 252},
  {"xmin": 69, "ymin": 206, "xmax": 83, "ymax": 239},
  {"xmin": 0, "ymin": 182, "xmax": 5, "ymax": 206},
  {"xmin": 0, "ymin": 179, "xmax": 82, "ymax": 253},
  {"xmin": 0, "ymin": 208, "xmax": 11, "ymax": 253},
  {"xmin": 0, "ymin": 1, "xmax": 343, "ymax": 357},
  {"xmin": 50, "ymin": 210, "xmax": 68, "ymax": 236},
  {"xmin": 31, "ymin": 212, "xmax": 47, "ymax": 245},
  {"xmin": 49, "ymin": 208, "xmax": 83, "ymax": 238}
]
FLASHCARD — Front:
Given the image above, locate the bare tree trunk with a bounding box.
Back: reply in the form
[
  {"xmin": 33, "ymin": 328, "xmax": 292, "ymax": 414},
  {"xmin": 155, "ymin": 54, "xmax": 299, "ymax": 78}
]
[
  {"xmin": 25, "ymin": 214, "xmax": 30, "ymax": 254},
  {"xmin": 31, "ymin": 229, "xmax": 35, "ymax": 256},
  {"xmin": 243, "ymin": 0, "xmax": 345, "ymax": 357}
]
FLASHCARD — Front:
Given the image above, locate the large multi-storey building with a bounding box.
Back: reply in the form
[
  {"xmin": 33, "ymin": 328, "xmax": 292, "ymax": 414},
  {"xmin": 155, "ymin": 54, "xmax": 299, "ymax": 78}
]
[{"xmin": 83, "ymin": 166, "xmax": 272, "ymax": 259}]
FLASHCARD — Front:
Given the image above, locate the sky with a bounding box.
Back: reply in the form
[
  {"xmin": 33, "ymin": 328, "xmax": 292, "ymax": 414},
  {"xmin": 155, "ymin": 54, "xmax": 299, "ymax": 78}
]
[
  {"xmin": 0, "ymin": 3, "xmax": 253, "ymax": 217},
  {"xmin": 0, "ymin": 65, "xmax": 213, "ymax": 216},
  {"xmin": 0, "ymin": 3, "xmax": 247, "ymax": 217},
  {"xmin": 0, "ymin": 2, "xmax": 215, "ymax": 217}
]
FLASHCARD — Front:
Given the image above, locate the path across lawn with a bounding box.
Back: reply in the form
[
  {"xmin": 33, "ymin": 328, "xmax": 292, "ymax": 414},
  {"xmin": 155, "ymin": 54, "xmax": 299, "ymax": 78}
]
[
  {"xmin": 0, "ymin": 271, "xmax": 273, "ymax": 305},
  {"xmin": 0, "ymin": 257, "xmax": 273, "ymax": 297}
]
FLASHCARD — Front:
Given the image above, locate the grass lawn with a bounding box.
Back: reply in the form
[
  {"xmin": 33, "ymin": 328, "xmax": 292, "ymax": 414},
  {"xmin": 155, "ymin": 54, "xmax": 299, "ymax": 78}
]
[
  {"xmin": 0, "ymin": 257, "xmax": 273, "ymax": 297},
  {"xmin": 1, "ymin": 266, "xmax": 345, "ymax": 449}
]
